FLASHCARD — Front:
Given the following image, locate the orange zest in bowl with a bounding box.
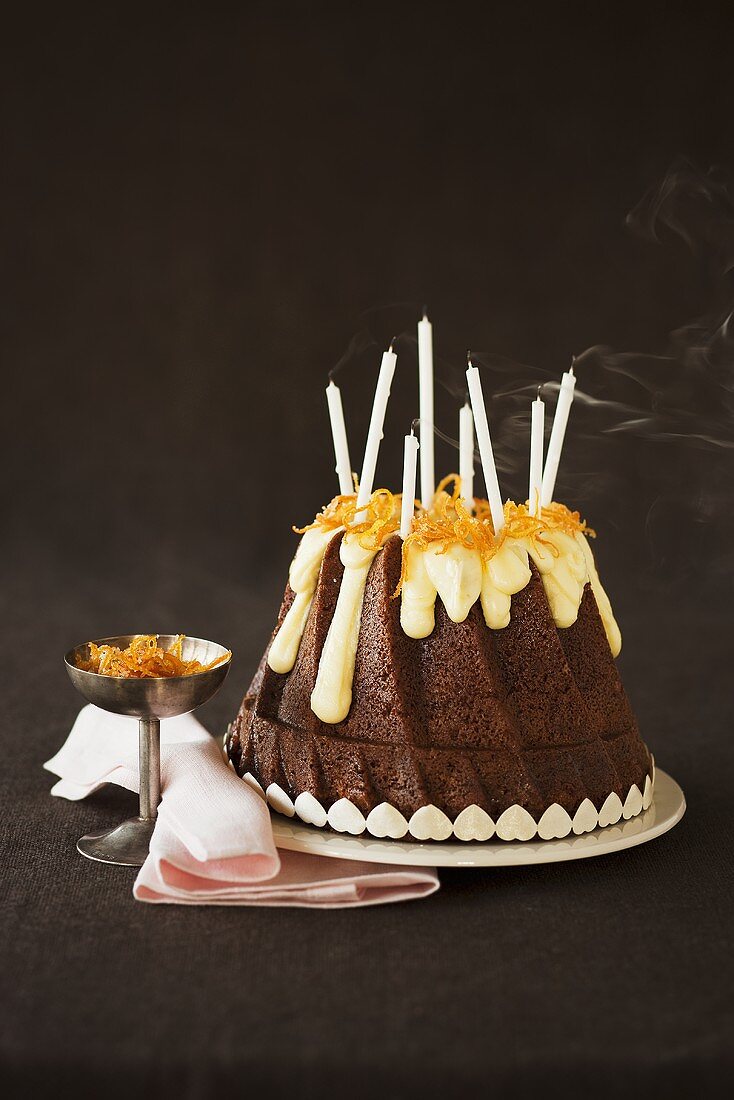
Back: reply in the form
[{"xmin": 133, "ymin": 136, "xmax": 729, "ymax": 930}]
[{"xmin": 76, "ymin": 635, "xmax": 231, "ymax": 678}]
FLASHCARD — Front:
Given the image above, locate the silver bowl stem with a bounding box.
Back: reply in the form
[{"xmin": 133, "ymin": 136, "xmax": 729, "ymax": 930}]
[
  {"xmin": 139, "ymin": 717, "xmax": 161, "ymax": 824},
  {"xmin": 76, "ymin": 717, "xmax": 162, "ymax": 866}
]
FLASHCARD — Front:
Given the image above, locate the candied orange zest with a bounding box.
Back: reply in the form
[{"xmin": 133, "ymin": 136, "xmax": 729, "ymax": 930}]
[
  {"xmin": 394, "ymin": 475, "xmax": 493, "ymax": 594},
  {"xmin": 294, "ymin": 477, "xmax": 594, "ymax": 598},
  {"xmin": 394, "ymin": 476, "xmax": 595, "ymax": 596},
  {"xmin": 294, "ymin": 486, "xmax": 406, "ymax": 551},
  {"xmin": 77, "ymin": 635, "xmax": 231, "ymax": 678}
]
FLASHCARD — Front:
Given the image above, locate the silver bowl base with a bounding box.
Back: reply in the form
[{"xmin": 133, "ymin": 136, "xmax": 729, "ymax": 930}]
[{"xmin": 77, "ymin": 817, "xmax": 156, "ymax": 866}]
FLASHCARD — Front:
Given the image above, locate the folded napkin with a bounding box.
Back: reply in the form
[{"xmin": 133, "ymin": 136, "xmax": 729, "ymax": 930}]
[{"xmin": 45, "ymin": 705, "xmax": 439, "ymax": 908}]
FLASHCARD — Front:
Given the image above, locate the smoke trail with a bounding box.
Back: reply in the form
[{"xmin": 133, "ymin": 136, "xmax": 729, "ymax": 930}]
[{"xmin": 440, "ymin": 162, "xmax": 734, "ymax": 586}]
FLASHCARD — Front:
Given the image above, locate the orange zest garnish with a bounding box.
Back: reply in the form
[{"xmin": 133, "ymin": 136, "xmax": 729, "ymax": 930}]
[
  {"xmin": 295, "ymin": 487, "xmax": 404, "ymax": 551},
  {"xmin": 294, "ymin": 476, "xmax": 594, "ymax": 598},
  {"xmin": 77, "ymin": 635, "xmax": 231, "ymax": 678},
  {"xmin": 395, "ymin": 475, "xmax": 595, "ymax": 595}
]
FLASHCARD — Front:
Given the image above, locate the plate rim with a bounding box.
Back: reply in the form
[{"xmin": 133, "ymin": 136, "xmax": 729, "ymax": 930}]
[{"xmin": 270, "ymin": 768, "xmax": 686, "ymax": 868}]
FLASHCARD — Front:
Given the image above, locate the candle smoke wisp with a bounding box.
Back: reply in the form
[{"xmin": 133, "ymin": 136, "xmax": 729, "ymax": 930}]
[
  {"xmin": 328, "ymin": 329, "xmax": 378, "ymax": 381},
  {"xmin": 439, "ymin": 161, "xmax": 734, "ymax": 588}
]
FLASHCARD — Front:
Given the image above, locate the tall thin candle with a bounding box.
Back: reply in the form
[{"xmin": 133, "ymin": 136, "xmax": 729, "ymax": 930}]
[
  {"xmin": 325, "ymin": 379, "xmax": 354, "ymax": 496},
  {"xmin": 529, "ymin": 388, "xmax": 545, "ymax": 517},
  {"xmin": 356, "ymin": 344, "xmax": 397, "ymax": 514},
  {"xmin": 540, "ymin": 363, "xmax": 576, "ymax": 506},
  {"xmin": 459, "ymin": 401, "xmax": 474, "ymax": 505},
  {"xmin": 400, "ymin": 430, "xmax": 419, "ymax": 539},
  {"xmin": 417, "ymin": 311, "xmax": 435, "ymax": 507},
  {"xmin": 466, "ymin": 357, "xmax": 504, "ymax": 532}
]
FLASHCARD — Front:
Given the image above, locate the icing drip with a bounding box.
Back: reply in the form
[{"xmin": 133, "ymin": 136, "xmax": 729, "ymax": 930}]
[
  {"xmin": 481, "ymin": 542, "xmax": 532, "ymax": 629},
  {"xmin": 521, "ymin": 529, "xmax": 588, "ymax": 630},
  {"xmin": 272, "ymin": 497, "xmax": 622, "ymax": 724},
  {"xmin": 423, "ymin": 542, "xmax": 483, "ymax": 623},
  {"xmin": 268, "ymin": 525, "xmax": 339, "ymax": 674},
  {"xmin": 310, "ymin": 535, "xmax": 378, "ymax": 723},
  {"xmin": 577, "ymin": 532, "xmax": 622, "ymax": 656},
  {"xmin": 400, "ymin": 542, "xmax": 437, "ymax": 639},
  {"xmin": 401, "ymin": 539, "xmax": 531, "ymax": 636},
  {"xmin": 399, "ymin": 528, "xmax": 619, "ymax": 650}
]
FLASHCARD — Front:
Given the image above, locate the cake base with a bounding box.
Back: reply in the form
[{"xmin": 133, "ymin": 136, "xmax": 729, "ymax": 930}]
[{"xmin": 269, "ymin": 768, "xmax": 685, "ymax": 868}]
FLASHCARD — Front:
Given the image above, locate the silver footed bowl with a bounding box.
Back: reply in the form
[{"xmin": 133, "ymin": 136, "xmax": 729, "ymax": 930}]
[
  {"xmin": 64, "ymin": 634, "xmax": 232, "ymax": 867},
  {"xmin": 64, "ymin": 634, "xmax": 232, "ymax": 719}
]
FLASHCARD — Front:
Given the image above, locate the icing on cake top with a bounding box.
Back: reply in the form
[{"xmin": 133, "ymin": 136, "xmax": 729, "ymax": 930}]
[{"xmin": 268, "ymin": 478, "xmax": 621, "ymax": 724}]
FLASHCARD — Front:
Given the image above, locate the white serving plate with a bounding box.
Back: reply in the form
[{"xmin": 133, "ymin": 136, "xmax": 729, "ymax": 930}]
[{"xmin": 271, "ymin": 768, "xmax": 685, "ymax": 868}]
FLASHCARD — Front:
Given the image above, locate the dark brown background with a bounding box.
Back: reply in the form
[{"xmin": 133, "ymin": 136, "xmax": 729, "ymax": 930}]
[{"xmin": 1, "ymin": 3, "xmax": 733, "ymax": 1097}]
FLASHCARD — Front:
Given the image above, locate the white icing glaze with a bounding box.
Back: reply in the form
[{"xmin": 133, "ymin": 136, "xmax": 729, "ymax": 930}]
[
  {"xmin": 422, "ymin": 542, "xmax": 483, "ymax": 623},
  {"xmin": 327, "ymin": 797, "xmax": 367, "ymax": 834},
  {"xmin": 480, "ymin": 542, "xmax": 532, "ymax": 629},
  {"xmin": 537, "ymin": 803, "xmax": 573, "ymax": 840},
  {"xmin": 409, "ymin": 805, "xmax": 454, "ymax": 841},
  {"xmin": 453, "ymin": 805, "xmax": 495, "ymax": 842},
  {"xmin": 496, "ymin": 805, "xmax": 537, "ymax": 841},
  {"xmin": 642, "ymin": 774, "xmax": 653, "ymax": 810},
  {"xmin": 268, "ymin": 525, "xmax": 339, "ymax": 674},
  {"xmin": 400, "ymin": 541, "xmax": 437, "ymax": 638},
  {"xmin": 523, "ymin": 529, "xmax": 588, "ymax": 629},
  {"xmin": 401, "ymin": 539, "xmax": 533, "ymax": 637},
  {"xmin": 623, "ymin": 784, "xmax": 643, "ymax": 819},
  {"xmin": 294, "ymin": 791, "xmax": 327, "ymax": 828},
  {"xmin": 266, "ymin": 783, "xmax": 295, "ymax": 817},
  {"xmin": 243, "ymin": 772, "xmax": 266, "ymax": 799},
  {"xmin": 576, "ymin": 532, "xmax": 621, "ymax": 656},
  {"xmin": 366, "ymin": 803, "xmax": 409, "ymax": 839},
  {"xmin": 598, "ymin": 791, "xmax": 624, "ymax": 827},
  {"xmin": 281, "ymin": 510, "xmax": 622, "ymax": 726},
  {"xmin": 266, "ymin": 779, "xmax": 649, "ymax": 840},
  {"xmin": 397, "ymin": 526, "xmax": 619, "ymax": 651},
  {"xmin": 572, "ymin": 797, "xmax": 598, "ymax": 835},
  {"xmin": 311, "ymin": 535, "xmax": 378, "ymax": 723}
]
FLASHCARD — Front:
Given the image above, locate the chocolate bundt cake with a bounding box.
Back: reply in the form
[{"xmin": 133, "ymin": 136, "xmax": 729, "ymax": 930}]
[{"xmin": 226, "ymin": 486, "xmax": 654, "ymax": 841}]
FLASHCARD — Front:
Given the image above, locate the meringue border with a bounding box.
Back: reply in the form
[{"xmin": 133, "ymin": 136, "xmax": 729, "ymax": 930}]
[{"xmin": 223, "ymin": 735, "xmax": 656, "ymax": 843}]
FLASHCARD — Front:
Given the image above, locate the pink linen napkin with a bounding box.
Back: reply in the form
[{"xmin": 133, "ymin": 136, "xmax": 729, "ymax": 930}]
[{"xmin": 45, "ymin": 705, "xmax": 439, "ymax": 908}]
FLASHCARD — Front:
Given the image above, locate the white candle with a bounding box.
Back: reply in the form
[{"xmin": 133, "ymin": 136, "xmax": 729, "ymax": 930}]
[
  {"xmin": 400, "ymin": 431, "xmax": 419, "ymax": 539},
  {"xmin": 466, "ymin": 359, "xmax": 504, "ymax": 532},
  {"xmin": 540, "ymin": 364, "xmax": 576, "ymax": 506},
  {"xmin": 356, "ymin": 345, "xmax": 397, "ymax": 513},
  {"xmin": 417, "ymin": 312, "xmax": 435, "ymax": 507},
  {"xmin": 459, "ymin": 401, "xmax": 474, "ymax": 505},
  {"xmin": 529, "ymin": 389, "xmax": 545, "ymax": 516},
  {"xmin": 325, "ymin": 380, "xmax": 354, "ymax": 496}
]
